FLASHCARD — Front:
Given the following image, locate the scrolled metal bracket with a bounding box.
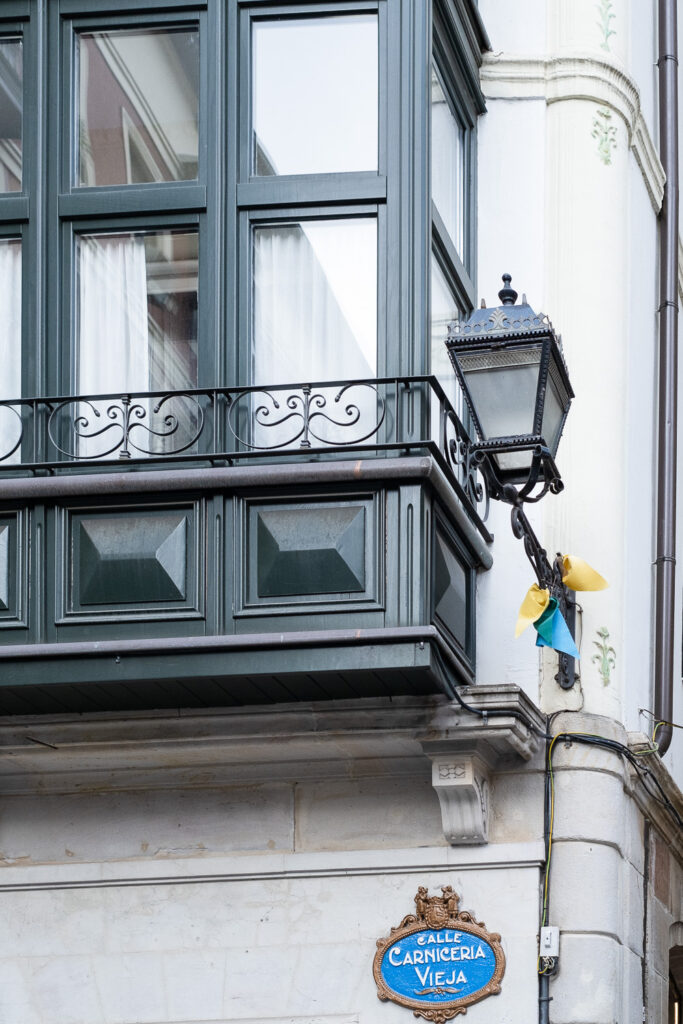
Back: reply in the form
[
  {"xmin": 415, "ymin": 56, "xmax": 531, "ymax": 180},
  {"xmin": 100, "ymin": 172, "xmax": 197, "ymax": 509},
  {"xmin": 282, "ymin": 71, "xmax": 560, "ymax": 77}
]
[{"xmin": 471, "ymin": 446, "xmax": 578, "ymax": 690}]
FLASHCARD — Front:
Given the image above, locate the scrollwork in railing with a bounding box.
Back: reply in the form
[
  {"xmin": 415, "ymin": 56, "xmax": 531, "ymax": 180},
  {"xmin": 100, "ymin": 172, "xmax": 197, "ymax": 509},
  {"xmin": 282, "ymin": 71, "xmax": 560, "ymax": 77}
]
[
  {"xmin": 444, "ymin": 409, "xmax": 490, "ymax": 521},
  {"xmin": 227, "ymin": 382, "xmax": 385, "ymax": 450},
  {"xmin": 0, "ymin": 402, "xmax": 24, "ymax": 463},
  {"xmin": 47, "ymin": 393, "xmax": 205, "ymax": 460}
]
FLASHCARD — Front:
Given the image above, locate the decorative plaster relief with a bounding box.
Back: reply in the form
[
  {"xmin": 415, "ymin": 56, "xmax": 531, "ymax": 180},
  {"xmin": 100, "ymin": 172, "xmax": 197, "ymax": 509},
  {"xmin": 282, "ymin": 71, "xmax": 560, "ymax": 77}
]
[
  {"xmin": 429, "ymin": 755, "xmax": 490, "ymax": 845},
  {"xmin": 592, "ymin": 107, "xmax": 617, "ymax": 164},
  {"xmin": 481, "ymin": 54, "xmax": 665, "ymax": 212},
  {"xmin": 595, "ymin": 0, "xmax": 616, "ymax": 52},
  {"xmin": 592, "ymin": 626, "xmax": 616, "ymax": 684}
]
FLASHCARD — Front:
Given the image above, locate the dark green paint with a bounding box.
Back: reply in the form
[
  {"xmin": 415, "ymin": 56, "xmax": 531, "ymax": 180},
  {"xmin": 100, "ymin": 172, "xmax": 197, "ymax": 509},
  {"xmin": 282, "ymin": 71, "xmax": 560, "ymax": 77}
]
[
  {"xmin": 256, "ymin": 505, "xmax": 366, "ymax": 598},
  {"xmin": 76, "ymin": 513, "xmax": 188, "ymax": 606},
  {"xmin": 0, "ymin": 0, "xmax": 488, "ymax": 712}
]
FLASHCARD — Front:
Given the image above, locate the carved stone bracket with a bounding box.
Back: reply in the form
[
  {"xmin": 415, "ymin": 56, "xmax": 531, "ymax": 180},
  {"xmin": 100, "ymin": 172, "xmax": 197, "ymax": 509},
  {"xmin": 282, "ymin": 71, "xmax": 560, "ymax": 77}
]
[
  {"xmin": 419, "ymin": 685, "xmax": 545, "ymax": 847},
  {"xmin": 429, "ymin": 754, "xmax": 490, "ymax": 845}
]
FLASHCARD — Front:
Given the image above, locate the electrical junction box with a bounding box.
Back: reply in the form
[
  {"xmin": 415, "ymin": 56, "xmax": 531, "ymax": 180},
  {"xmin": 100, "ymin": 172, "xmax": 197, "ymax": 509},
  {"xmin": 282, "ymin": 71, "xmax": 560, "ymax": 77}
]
[{"xmin": 540, "ymin": 926, "xmax": 560, "ymax": 957}]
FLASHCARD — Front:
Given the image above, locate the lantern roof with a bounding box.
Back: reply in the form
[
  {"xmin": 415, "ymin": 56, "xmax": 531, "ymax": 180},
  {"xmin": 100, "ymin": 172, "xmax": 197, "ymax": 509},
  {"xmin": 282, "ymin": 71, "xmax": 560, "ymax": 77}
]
[{"xmin": 447, "ymin": 274, "xmax": 556, "ymax": 344}]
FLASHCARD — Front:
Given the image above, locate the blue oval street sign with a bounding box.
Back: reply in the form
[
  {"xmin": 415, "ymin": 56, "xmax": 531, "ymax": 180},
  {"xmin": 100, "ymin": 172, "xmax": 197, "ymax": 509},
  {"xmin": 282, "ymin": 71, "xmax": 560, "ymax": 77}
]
[
  {"xmin": 380, "ymin": 928, "xmax": 497, "ymax": 1003},
  {"xmin": 373, "ymin": 887, "xmax": 505, "ymax": 1021}
]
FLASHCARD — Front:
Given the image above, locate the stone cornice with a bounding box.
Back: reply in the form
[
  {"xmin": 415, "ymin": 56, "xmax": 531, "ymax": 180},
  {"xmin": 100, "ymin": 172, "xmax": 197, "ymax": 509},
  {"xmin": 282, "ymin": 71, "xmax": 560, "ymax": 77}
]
[
  {"xmin": 627, "ymin": 732, "xmax": 683, "ymax": 866},
  {"xmin": 481, "ymin": 53, "xmax": 665, "ymax": 214},
  {"xmin": 0, "ymin": 688, "xmax": 544, "ymax": 796}
]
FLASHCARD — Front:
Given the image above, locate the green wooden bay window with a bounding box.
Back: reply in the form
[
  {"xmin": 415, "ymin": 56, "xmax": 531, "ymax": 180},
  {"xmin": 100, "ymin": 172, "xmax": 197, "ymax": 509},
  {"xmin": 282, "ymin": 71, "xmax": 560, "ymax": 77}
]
[
  {"xmin": 0, "ymin": 0, "xmax": 490, "ymax": 711},
  {"xmin": 0, "ymin": 0, "xmax": 486, "ymax": 433}
]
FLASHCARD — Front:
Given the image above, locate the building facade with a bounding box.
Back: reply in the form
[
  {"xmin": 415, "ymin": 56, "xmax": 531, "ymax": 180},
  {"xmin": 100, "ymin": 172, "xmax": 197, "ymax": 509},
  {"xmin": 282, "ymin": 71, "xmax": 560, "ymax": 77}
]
[{"xmin": 0, "ymin": 1, "xmax": 681, "ymax": 1022}]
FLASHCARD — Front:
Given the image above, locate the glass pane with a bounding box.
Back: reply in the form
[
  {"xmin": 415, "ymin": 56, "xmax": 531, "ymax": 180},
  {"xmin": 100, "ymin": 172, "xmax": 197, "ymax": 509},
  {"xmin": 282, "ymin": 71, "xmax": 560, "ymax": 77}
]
[
  {"xmin": 76, "ymin": 229, "xmax": 198, "ymax": 395},
  {"xmin": 0, "ymin": 238, "xmax": 22, "ymax": 464},
  {"xmin": 253, "ymin": 15, "xmax": 378, "ymax": 176},
  {"xmin": 77, "ymin": 28, "xmax": 199, "ymax": 187},
  {"xmin": 74, "ymin": 230, "xmax": 198, "ymax": 460},
  {"xmin": 431, "ymin": 256, "xmax": 464, "ymax": 410},
  {"xmin": 541, "ymin": 368, "xmax": 565, "ymax": 456},
  {"xmin": 251, "ymin": 218, "xmax": 377, "ymax": 448},
  {"xmin": 432, "ymin": 63, "xmax": 465, "ymax": 255},
  {"xmin": 459, "ymin": 347, "xmax": 541, "ymax": 472},
  {"xmin": 430, "ymin": 255, "xmax": 466, "ymax": 448},
  {"xmin": 0, "ymin": 38, "xmax": 22, "ymax": 192}
]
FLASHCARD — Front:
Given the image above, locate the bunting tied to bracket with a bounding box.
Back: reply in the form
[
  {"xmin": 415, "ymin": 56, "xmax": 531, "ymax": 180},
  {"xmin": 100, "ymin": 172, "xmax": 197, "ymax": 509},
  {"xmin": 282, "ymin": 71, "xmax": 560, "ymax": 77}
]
[
  {"xmin": 373, "ymin": 886, "xmax": 506, "ymax": 1022},
  {"xmin": 515, "ymin": 554, "xmax": 608, "ymax": 658}
]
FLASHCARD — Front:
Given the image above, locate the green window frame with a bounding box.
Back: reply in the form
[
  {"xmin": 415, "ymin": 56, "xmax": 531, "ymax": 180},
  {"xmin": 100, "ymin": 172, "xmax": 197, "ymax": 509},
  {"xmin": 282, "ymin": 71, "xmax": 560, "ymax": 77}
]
[{"xmin": 0, "ymin": 0, "xmax": 485, "ymax": 427}]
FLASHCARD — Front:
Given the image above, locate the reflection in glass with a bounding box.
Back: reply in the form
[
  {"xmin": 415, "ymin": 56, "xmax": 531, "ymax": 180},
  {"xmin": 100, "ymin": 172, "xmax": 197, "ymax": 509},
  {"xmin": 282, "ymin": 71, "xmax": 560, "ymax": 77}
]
[
  {"xmin": 431, "ymin": 254, "xmax": 464, "ymax": 424},
  {"xmin": 253, "ymin": 218, "xmax": 376, "ymax": 383},
  {"xmin": 77, "ymin": 28, "xmax": 199, "ymax": 187},
  {"xmin": 76, "ymin": 229, "xmax": 198, "ymax": 396},
  {"xmin": 432, "ymin": 63, "xmax": 465, "ymax": 255},
  {"xmin": 0, "ymin": 38, "xmax": 22, "ymax": 192},
  {"xmin": 253, "ymin": 219, "xmax": 377, "ymax": 446},
  {"xmin": 0, "ymin": 238, "xmax": 21, "ymax": 463},
  {"xmin": 253, "ymin": 16, "xmax": 377, "ymax": 176}
]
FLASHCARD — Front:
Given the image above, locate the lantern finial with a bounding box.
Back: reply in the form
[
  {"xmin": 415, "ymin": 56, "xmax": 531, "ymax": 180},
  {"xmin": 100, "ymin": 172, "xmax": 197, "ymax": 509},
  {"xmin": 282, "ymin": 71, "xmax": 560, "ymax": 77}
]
[{"xmin": 498, "ymin": 273, "xmax": 518, "ymax": 306}]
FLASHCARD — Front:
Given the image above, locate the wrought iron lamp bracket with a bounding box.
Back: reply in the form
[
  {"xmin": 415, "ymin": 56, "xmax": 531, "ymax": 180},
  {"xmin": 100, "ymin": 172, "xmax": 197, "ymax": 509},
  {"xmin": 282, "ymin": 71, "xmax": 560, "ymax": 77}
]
[{"xmin": 470, "ymin": 445, "xmax": 578, "ymax": 690}]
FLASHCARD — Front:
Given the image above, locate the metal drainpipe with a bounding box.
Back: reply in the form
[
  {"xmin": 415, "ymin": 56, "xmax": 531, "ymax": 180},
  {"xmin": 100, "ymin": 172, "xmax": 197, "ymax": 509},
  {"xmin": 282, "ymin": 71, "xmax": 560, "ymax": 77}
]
[{"xmin": 654, "ymin": 0, "xmax": 679, "ymax": 757}]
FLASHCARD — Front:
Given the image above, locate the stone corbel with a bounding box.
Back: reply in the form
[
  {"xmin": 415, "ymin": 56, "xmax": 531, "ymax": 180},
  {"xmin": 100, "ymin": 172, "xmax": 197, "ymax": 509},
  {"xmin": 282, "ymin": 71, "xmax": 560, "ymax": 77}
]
[
  {"xmin": 419, "ymin": 684, "xmax": 545, "ymax": 846},
  {"xmin": 428, "ymin": 753, "xmax": 490, "ymax": 845}
]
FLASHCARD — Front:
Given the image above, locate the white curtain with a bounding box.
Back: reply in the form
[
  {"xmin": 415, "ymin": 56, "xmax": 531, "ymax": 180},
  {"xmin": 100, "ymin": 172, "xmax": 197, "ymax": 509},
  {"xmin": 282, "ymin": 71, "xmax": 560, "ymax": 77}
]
[
  {"xmin": 252, "ymin": 221, "xmax": 376, "ymax": 447},
  {"xmin": 77, "ymin": 234, "xmax": 149, "ymax": 457},
  {"xmin": 0, "ymin": 239, "xmax": 22, "ymax": 463}
]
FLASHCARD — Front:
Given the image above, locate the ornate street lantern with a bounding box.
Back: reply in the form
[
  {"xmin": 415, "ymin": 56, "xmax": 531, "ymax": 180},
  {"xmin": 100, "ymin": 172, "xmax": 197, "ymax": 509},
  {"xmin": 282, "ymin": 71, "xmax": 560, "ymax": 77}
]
[
  {"xmin": 446, "ymin": 274, "xmax": 574, "ymax": 500},
  {"xmin": 444, "ymin": 274, "xmax": 603, "ymax": 691}
]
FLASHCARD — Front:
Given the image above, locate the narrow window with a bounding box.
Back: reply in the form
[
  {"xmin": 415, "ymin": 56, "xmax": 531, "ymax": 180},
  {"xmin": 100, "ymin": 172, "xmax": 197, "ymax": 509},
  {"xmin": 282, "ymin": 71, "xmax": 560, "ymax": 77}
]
[
  {"xmin": 0, "ymin": 237, "xmax": 21, "ymax": 463},
  {"xmin": 431, "ymin": 62, "xmax": 465, "ymax": 258},
  {"xmin": 0, "ymin": 37, "xmax": 22, "ymax": 192}
]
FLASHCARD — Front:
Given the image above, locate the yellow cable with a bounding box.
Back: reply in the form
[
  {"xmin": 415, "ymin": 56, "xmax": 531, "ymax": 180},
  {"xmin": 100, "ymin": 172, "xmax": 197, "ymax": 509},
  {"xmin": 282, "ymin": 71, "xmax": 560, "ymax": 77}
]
[{"xmin": 538, "ymin": 731, "xmax": 616, "ymax": 975}]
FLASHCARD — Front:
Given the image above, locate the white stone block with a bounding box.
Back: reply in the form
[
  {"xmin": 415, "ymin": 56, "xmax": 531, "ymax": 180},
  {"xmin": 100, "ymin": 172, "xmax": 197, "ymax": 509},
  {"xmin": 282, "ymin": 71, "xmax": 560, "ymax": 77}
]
[
  {"xmin": 294, "ymin": 777, "xmax": 445, "ymax": 851},
  {"xmin": 0, "ymin": 958, "xmax": 43, "ymax": 1024},
  {"xmin": 550, "ymin": 933, "xmax": 622, "ymax": 1022},
  {"xmin": 0, "ymin": 784, "xmax": 295, "ymax": 864},
  {"xmin": 549, "ymin": 841, "xmax": 623, "ymax": 939},
  {"xmin": 488, "ymin": 770, "xmax": 544, "ymax": 844}
]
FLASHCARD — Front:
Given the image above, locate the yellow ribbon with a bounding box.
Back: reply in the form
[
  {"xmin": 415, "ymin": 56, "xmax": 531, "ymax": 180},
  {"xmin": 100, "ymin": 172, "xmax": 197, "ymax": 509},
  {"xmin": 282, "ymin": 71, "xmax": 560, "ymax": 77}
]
[
  {"xmin": 515, "ymin": 584, "xmax": 550, "ymax": 637},
  {"xmin": 561, "ymin": 555, "xmax": 608, "ymax": 592}
]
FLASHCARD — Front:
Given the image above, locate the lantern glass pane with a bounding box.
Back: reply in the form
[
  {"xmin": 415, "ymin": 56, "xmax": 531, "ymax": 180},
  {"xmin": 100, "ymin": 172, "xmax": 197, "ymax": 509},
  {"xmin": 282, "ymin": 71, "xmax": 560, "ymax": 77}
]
[
  {"xmin": 459, "ymin": 346, "xmax": 541, "ymax": 441},
  {"xmin": 541, "ymin": 367, "xmax": 565, "ymax": 457}
]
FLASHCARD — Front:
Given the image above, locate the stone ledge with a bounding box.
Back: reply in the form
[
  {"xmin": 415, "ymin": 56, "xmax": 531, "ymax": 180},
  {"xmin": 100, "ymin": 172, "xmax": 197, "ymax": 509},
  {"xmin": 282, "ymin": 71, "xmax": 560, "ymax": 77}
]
[
  {"xmin": 0, "ymin": 688, "xmax": 545, "ymax": 806},
  {"xmin": 626, "ymin": 731, "xmax": 683, "ymax": 866}
]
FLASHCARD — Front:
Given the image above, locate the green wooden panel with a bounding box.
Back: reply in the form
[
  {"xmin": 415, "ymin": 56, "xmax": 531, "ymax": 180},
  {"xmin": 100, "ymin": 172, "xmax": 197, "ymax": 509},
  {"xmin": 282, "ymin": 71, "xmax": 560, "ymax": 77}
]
[
  {"xmin": 0, "ymin": 511, "xmax": 26, "ymax": 629},
  {"xmin": 0, "ymin": 522, "xmax": 9, "ymax": 610},
  {"xmin": 431, "ymin": 510, "xmax": 475, "ymax": 665},
  {"xmin": 78, "ymin": 515, "xmax": 186, "ymax": 605},
  {"xmin": 433, "ymin": 528, "xmax": 467, "ymax": 645},
  {"xmin": 241, "ymin": 494, "xmax": 381, "ymax": 613},
  {"xmin": 257, "ymin": 505, "xmax": 365, "ymax": 597},
  {"xmin": 76, "ymin": 512, "xmax": 186, "ymax": 606}
]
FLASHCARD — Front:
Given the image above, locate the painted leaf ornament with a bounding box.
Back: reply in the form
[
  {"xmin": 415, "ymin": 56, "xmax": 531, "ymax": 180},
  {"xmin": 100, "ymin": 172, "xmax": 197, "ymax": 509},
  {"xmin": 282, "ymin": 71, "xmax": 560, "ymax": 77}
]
[
  {"xmin": 533, "ymin": 598, "xmax": 580, "ymax": 659},
  {"xmin": 514, "ymin": 584, "xmax": 550, "ymax": 637},
  {"xmin": 561, "ymin": 555, "xmax": 608, "ymax": 592}
]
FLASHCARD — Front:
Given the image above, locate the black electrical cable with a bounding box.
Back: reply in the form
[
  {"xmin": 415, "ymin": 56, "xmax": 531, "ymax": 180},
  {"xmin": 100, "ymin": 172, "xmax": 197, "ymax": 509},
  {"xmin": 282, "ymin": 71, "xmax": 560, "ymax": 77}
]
[{"xmin": 449, "ymin": 688, "xmax": 683, "ymax": 846}]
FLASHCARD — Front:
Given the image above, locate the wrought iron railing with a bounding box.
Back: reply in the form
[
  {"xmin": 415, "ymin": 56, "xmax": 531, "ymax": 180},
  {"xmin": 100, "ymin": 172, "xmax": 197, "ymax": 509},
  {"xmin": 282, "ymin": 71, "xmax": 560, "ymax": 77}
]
[{"xmin": 0, "ymin": 376, "xmax": 487, "ymax": 520}]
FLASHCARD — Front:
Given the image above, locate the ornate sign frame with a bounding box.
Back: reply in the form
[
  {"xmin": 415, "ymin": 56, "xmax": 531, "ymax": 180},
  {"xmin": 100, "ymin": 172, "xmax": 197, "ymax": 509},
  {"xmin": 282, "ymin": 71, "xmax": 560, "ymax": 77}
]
[{"xmin": 373, "ymin": 886, "xmax": 506, "ymax": 1022}]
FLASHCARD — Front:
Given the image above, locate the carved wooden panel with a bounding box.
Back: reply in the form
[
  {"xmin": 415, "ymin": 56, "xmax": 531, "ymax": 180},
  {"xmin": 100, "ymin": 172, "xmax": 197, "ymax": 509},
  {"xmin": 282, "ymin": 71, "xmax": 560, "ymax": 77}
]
[
  {"xmin": 239, "ymin": 495, "xmax": 382, "ymax": 613},
  {"xmin": 0, "ymin": 511, "xmax": 26, "ymax": 627},
  {"xmin": 60, "ymin": 503, "xmax": 202, "ymax": 621}
]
